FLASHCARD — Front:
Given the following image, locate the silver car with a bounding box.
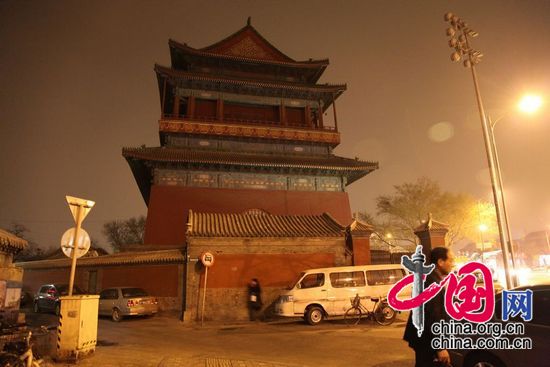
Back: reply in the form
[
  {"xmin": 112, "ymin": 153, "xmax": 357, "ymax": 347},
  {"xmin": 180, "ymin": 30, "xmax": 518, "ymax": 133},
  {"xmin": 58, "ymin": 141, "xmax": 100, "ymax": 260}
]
[{"xmin": 98, "ymin": 287, "xmax": 158, "ymax": 322}]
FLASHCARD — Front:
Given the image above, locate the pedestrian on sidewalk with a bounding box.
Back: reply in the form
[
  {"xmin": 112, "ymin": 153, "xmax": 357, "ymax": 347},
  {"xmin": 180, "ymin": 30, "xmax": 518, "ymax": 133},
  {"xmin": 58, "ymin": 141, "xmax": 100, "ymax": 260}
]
[
  {"xmin": 403, "ymin": 246, "xmax": 455, "ymax": 367},
  {"xmin": 247, "ymin": 278, "xmax": 262, "ymax": 321}
]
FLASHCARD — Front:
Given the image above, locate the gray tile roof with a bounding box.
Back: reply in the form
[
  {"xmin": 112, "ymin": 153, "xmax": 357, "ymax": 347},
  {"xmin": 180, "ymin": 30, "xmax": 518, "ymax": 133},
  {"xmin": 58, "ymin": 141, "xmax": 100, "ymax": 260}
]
[
  {"xmin": 122, "ymin": 146, "xmax": 378, "ymax": 172},
  {"xmin": 187, "ymin": 210, "xmax": 345, "ymax": 238},
  {"xmin": 16, "ymin": 249, "xmax": 184, "ymax": 270},
  {"xmin": 414, "ymin": 214, "xmax": 449, "ymax": 232},
  {"xmin": 0, "ymin": 229, "xmax": 28, "ymax": 252}
]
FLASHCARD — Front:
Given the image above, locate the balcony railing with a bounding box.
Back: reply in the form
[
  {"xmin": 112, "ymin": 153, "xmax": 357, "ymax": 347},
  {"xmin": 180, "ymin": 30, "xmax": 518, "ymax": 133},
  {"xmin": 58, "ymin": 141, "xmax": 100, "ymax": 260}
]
[{"xmin": 161, "ymin": 114, "xmax": 337, "ymax": 132}]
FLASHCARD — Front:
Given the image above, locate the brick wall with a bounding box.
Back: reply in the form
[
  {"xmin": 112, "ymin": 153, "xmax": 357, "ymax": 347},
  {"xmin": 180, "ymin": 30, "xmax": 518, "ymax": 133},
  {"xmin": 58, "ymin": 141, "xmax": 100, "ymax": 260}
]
[
  {"xmin": 184, "ymin": 236, "xmax": 349, "ymax": 322},
  {"xmin": 22, "ymin": 264, "xmax": 183, "ymax": 312},
  {"xmin": 144, "ymin": 185, "xmax": 353, "ymax": 247}
]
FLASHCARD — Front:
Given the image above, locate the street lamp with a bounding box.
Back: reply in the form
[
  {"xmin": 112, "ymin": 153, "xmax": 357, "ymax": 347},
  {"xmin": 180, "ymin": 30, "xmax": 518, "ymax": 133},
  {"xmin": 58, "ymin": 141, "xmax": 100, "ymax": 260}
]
[
  {"xmin": 518, "ymin": 95, "xmax": 543, "ymax": 114},
  {"xmin": 443, "ymin": 12, "xmax": 515, "ymax": 289},
  {"xmin": 487, "ymin": 94, "xmax": 543, "ymax": 277}
]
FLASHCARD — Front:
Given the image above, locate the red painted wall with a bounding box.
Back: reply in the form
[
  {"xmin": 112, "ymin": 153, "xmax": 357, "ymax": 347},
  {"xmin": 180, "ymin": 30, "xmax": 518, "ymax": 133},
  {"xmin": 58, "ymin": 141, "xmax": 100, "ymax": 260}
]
[
  {"xmin": 22, "ymin": 265, "xmax": 179, "ymax": 297},
  {"xmin": 197, "ymin": 253, "xmax": 336, "ymax": 288},
  {"xmin": 351, "ymin": 238, "xmax": 372, "ymax": 265},
  {"xmin": 23, "ymin": 269, "xmax": 87, "ymax": 294},
  {"xmin": 101, "ymin": 265, "xmax": 179, "ymax": 297},
  {"xmin": 144, "ymin": 185, "xmax": 353, "ymax": 246}
]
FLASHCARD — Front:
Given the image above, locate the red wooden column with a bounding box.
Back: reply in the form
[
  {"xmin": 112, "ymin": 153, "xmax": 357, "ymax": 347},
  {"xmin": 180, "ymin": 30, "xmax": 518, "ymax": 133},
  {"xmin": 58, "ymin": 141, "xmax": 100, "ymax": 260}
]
[
  {"xmin": 173, "ymin": 95, "xmax": 180, "ymax": 118},
  {"xmin": 332, "ymin": 93, "xmax": 338, "ymax": 132},
  {"xmin": 161, "ymin": 79, "xmax": 167, "ymax": 117},
  {"xmin": 318, "ymin": 101, "xmax": 324, "ymax": 129},
  {"xmin": 305, "ymin": 105, "xmax": 312, "ymax": 127},
  {"xmin": 188, "ymin": 96, "xmax": 196, "ymax": 119},
  {"xmin": 217, "ymin": 98, "xmax": 224, "ymax": 121},
  {"xmin": 280, "ymin": 101, "xmax": 287, "ymax": 126}
]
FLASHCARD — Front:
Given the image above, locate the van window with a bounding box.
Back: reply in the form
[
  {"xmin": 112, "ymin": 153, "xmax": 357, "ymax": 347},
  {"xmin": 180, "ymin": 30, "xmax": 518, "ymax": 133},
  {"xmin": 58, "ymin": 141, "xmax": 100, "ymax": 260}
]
[
  {"xmin": 329, "ymin": 271, "xmax": 366, "ymax": 288},
  {"xmin": 299, "ymin": 273, "xmax": 325, "ymax": 289},
  {"xmin": 366, "ymin": 269, "xmax": 404, "ymax": 285}
]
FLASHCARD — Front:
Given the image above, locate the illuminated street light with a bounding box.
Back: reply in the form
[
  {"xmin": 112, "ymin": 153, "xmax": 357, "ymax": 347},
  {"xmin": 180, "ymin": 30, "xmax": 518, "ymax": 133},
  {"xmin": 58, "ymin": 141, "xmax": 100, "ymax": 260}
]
[
  {"xmin": 444, "ymin": 12, "xmax": 514, "ymax": 289},
  {"xmin": 518, "ymin": 94, "xmax": 543, "ymax": 114},
  {"xmin": 487, "ymin": 94, "xmax": 543, "ymax": 281}
]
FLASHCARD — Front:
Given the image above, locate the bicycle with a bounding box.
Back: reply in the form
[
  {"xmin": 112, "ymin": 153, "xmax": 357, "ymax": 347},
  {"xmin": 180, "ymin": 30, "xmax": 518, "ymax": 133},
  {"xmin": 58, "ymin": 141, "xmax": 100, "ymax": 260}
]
[
  {"xmin": 0, "ymin": 329, "xmax": 46, "ymax": 367},
  {"xmin": 344, "ymin": 294, "xmax": 396, "ymax": 326}
]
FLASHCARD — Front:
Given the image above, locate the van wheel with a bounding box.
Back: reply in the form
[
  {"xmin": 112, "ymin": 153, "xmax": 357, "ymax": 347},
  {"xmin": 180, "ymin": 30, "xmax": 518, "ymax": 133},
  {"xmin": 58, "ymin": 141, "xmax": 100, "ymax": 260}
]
[
  {"xmin": 305, "ymin": 306, "xmax": 324, "ymax": 326},
  {"xmin": 54, "ymin": 303, "xmax": 61, "ymax": 316},
  {"xmin": 111, "ymin": 308, "xmax": 122, "ymax": 322}
]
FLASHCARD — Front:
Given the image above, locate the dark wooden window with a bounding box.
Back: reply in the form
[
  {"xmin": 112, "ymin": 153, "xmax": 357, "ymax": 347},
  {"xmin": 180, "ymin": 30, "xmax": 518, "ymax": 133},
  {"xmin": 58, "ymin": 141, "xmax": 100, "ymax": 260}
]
[
  {"xmin": 286, "ymin": 106, "xmax": 306, "ymax": 126},
  {"xmin": 224, "ymin": 102, "xmax": 279, "ymax": 123},
  {"xmin": 177, "ymin": 97, "xmax": 188, "ymax": 117},
  {"xmin": 195, "ymin": 98, "xmax": 217, "ymax": 119}
]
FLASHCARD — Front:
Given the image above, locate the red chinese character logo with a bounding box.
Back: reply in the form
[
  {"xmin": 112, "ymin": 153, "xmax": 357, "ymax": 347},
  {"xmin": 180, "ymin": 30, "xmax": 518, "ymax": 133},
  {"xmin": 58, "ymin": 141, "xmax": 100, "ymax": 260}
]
[{"xmin": 387, "ymin": 261, "xmax": 494, "ymax": 323}]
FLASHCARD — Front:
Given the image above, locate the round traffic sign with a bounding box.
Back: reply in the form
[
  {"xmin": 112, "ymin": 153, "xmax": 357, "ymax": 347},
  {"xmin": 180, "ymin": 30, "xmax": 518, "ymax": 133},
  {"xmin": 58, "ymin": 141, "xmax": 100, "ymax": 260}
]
[
  {"xmin": 200, "ymin": 252, "xmax": 215, "ymax": 267},
  {"xmin": 61, "ymin": 228, "xmax": 91, "ymax": 259}
]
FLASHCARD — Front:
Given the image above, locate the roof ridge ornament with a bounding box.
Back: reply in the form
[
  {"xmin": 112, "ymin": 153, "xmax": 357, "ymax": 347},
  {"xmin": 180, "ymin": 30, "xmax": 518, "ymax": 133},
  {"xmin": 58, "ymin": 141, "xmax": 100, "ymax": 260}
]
[{"xmin": 247, "ymin": 16, "xmax": 251, "ymax": 26}]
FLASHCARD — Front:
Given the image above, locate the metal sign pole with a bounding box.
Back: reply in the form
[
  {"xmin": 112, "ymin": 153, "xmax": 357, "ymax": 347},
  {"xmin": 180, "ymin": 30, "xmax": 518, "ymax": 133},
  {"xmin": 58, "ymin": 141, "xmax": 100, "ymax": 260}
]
[
  {"xmin": 201, "ymin": 266, "xmax": 208, "ymax": 326},
  {"xmin": 68, "ymin": 204, "xmax": 83, "ymax": 296}
]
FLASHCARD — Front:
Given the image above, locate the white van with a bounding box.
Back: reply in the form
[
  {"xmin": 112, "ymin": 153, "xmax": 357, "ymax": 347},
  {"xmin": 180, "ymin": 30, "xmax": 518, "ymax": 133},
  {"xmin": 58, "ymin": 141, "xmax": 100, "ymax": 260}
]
[{"xmin": 274, "ymin": 264, "xmax": 409, "ymax": 325}]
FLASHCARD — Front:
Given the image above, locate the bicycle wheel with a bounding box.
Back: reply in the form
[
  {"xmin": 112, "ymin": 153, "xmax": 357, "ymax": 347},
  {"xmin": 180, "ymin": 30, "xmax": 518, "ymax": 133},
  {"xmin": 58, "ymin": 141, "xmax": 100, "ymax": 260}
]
[
  {"xmin": 374, "ymin": 303, "xmax": 396, "ymax": 326},
  {"xmin": 344, "ymin": 307, "xmax": 362, "ymax": 326}
]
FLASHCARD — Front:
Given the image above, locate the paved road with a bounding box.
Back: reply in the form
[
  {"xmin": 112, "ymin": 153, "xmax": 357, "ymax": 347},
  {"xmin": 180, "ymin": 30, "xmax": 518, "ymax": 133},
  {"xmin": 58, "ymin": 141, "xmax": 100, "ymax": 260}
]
[{"xmin": 24, "ymin": 309, "xmax": 414, "ymax": 367}]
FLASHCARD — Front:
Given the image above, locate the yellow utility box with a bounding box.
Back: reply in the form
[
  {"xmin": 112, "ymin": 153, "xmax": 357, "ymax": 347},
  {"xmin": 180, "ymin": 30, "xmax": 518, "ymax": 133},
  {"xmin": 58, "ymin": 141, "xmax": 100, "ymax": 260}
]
[{"xmin": 56, "ymin": 295, "xmax": 99, "ymax": 362}]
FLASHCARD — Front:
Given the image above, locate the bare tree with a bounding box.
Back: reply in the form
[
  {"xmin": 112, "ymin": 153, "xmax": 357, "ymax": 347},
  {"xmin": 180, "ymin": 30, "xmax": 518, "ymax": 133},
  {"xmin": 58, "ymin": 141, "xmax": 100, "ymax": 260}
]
[
  {"xmin": 102, "ymin": 216, "xmax": 146, "ymax": 251},
  {"xmin": 372, "ymin": 177, "xmax": 497, "ymax": 247},
  {"xmin": 9, "ymin": 222, "xmax": 45, "ymax": 261}
]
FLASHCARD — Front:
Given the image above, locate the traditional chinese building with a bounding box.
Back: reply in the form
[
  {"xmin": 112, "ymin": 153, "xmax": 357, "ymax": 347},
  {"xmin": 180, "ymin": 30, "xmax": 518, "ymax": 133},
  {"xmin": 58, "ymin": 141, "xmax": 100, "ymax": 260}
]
[
  {"xmin": 123, "ymin": 19, "xmax": 378, "ymax": 248},
  {"xmin": 20, "ymin": 21, "xmax": 379, "ymax": 321}
]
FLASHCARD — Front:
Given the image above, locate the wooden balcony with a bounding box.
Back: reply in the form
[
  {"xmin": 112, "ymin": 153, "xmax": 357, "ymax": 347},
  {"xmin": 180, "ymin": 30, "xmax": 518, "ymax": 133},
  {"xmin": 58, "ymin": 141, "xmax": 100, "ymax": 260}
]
[{"xmin": 158, "ymin": 114, "xmax": 340, "ymax": 146}]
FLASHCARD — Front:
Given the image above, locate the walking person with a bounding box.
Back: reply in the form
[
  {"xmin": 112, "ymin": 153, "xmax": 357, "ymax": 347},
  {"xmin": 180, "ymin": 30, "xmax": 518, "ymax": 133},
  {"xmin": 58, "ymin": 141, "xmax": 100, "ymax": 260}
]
[
  {"xmin": 247, "ymin": 278, "xmax": 262, "ymax": 321},
  {"xmin": 403, "ymin": 246, "xmax": 455, "ymax": 367}
]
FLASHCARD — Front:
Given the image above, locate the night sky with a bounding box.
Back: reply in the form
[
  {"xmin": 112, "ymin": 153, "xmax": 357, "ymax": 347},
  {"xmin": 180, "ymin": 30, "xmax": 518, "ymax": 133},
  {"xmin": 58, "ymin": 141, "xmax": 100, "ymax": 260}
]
[{"xmin": 1, "ymin": 0, "xmax": 548, "ymax": 252}]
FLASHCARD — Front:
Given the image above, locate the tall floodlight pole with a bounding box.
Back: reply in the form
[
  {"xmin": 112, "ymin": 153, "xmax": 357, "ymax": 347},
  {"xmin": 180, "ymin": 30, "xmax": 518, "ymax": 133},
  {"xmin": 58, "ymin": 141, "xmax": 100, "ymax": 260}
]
[
  {"xmin": 487, "ymin": 116, "xmax": 518, "ymax": 272},
  {"xmin": 444, "ymin": 12, "xmax": 514, "ymax": 289}
]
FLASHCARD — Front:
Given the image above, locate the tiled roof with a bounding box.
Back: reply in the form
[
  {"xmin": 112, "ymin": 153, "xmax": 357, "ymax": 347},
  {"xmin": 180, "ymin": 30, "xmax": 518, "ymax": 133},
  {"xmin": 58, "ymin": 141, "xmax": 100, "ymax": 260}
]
[
  {"xmin": 199, "ymin": 22, "xmax": 295, "ymax": 62},
  {"xmin": 0, "ymin": 229, "xmax": 28, "ymax": 252},
  {"xmin": 187, "ymin": 210, "xmax": 345, "ymax": 238},
  {"xmin": 414, "ymin": 214, "xmax": 449, "ymax": 232},
  {"xmin": 154, "ymin": 64, "xmax": 345, "ymax": 93},
  {"xmin": 16, "ymin": 249, "xmax": 184, "ymax": 270},
  {"xmin": 348, "ymin": 219, "xmax": 374, "ymax": 234},
  {"xmin": 42, "ymin": 246, "xmax": 109, "ymax": 260},
  {"xmin": 168, "ymin": 26, "xmax": 329, "ymax": 67},
  {"xmin": 122, "ymin": 146, "xmax": 378, "ymax": 172}
]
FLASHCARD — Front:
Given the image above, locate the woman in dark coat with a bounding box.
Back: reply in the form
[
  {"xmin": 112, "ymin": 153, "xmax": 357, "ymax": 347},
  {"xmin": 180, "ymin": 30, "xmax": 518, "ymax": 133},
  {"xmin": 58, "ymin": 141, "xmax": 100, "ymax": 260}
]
[{"xmin": 247, "ymin": 278, "xmax": 262, "ymax": 321}]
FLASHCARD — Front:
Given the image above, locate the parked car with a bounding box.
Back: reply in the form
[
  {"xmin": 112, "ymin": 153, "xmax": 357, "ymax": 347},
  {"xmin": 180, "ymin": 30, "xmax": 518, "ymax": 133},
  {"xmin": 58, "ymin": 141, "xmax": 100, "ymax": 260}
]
[
  {"xmin": 274, "ymin": 264, "xmax": 410, "ymax": 325},
  {"xmin": 33, "ymin": 284, "xmax": 85, "ymax": 315},
  {"xmin": 449, "ymin": 283, "xmax": 550, "ymax": 367},
  {"xmin": 98, "ymin": 287, "xmax": 158, "ymax": 322}
]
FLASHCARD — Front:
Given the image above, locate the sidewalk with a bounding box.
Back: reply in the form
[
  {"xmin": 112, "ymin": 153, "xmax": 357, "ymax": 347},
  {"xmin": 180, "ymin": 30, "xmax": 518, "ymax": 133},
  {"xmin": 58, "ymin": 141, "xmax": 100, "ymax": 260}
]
[{"xmin": 28, "ymin": 311, "xmax": 412, "ymax": 367}]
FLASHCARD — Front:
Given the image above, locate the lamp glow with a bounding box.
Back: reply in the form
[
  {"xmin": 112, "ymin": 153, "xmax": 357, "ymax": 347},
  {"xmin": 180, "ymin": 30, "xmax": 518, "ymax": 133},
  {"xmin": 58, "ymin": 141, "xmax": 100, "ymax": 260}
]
[{"xmin": 518, "ymin": 95, "xmax": 543, "ymax": 114}]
